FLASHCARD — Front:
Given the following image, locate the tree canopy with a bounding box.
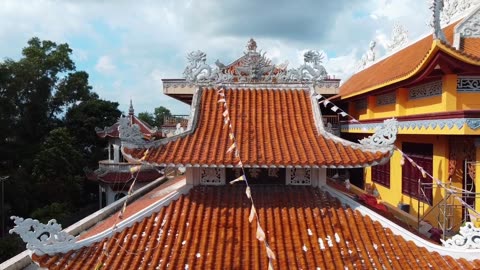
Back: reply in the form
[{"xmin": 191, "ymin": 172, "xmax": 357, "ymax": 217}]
[
  {"xmin": 0, "ymin": 37, "xmax": 120, "ymax": 261},
  {"xmin": 138, "ymin": 106, "xmax": 172, "ymax": 127}
]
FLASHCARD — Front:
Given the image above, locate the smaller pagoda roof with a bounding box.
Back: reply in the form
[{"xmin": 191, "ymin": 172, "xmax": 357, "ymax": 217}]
[
  {"xmin": 121, "ymin": 86, "xmax": 396, "ymax": 168},
  {"xmin": 95, "ymin": 100, "xmax": 162, "ymax": 140}
]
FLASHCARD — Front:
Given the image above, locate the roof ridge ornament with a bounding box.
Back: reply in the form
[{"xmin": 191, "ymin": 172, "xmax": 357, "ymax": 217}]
[
  {"xmin": 356, "ymin": 40, "xmax": 376, "ymax": 71},
  {"xmin": 118, "ymin": 115, "xmax": 146, "ymax": 145},
  {"xmin": 430, "ymin": 0, "xmax": 448, "ymax": 42},
  {"xmin": 440, "ymin": 0, "xmax": 479, "ymax": 25},
  {"xmin": 441, "ymin": 222, "xmax": 480, "ymax": 249},
  {"xmin": 246, "ymin": 38, "xmax": 257, "ymax": 52},
  {"xmin": 358, "ymin": 118, "xmax": 398, "ymax": 149},
  {"xmin": 9, "ymin": 216, "xmax": 77, "ymax": 256},
  {"xmin": 183, "ymin": 39, "xmax": 329, "ymax": 85},
  {"xmin": 387, "ymin": 22, "xmax": 409, "ymax": 53}
]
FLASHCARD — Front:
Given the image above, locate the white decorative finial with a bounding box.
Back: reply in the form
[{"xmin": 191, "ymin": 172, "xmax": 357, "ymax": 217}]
[
  {"xmin": 129, "ymin": 98, "xmax": 134, "ymax": 116},
  {"xmin": 441, "ymin": 222, "xmax": 480, "ymax": 249},
  {"xmin": 440, "ymin": 0, "xmax": 479, "ymax": 25},
  {"xmin": 9, "ymin": 216, "xmax": 77, "ymax": 256},
  {"xmin": 357, "ymin": 40, "xmax": 376, "ymax": 71},
  {"xmin": 246, "ymin": 38, "xmax": 257, "ymax": 52},
  {"xmin": 359, "ymin": 118, "xmax": 398, "ymax": 149},
  {"xmin": 430, "ymin": 0, "xmax": 448, "ymax": 42},
  {"xmin": 387, "ymin": 22, "xmax": 409, "ymax": 53},
  {"xmin": 118, "ymin": 116, "xmax": 145, "ymax": 145}
]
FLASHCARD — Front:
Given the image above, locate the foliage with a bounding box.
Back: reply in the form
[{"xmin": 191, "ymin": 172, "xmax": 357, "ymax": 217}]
[
  {"xmin": 154, "ymin": 106, "xmax": 172, "ymax": 126},
  {"xmin": 31, "ymin": 202, "xmax": 72, "ymax": 225},
  {"xmin": 65, "ymin": 99, "xmax": 120, "ymax": 167},
  {"xmin": 0, "ymin": 235, "xmax": 24, "ymax": 263},
  {"xmin": 0, "ymin": 37, "xmax": 121, "ymax": 260},
  {"xmin": 138, "ymin": 111, "xmax": 155, "ymax": 126}
]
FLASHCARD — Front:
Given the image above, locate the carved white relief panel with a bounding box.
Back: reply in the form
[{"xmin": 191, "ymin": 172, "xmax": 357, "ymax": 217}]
[
  {"xmin": 287, "ymin": 168, "xmax": 312, "ymax": 185},
  {"xmin": 200, "ymin": 168, "xmax": 225, "ymax": 185}
]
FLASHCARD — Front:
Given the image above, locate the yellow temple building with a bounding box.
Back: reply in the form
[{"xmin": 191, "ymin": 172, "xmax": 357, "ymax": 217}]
[{"xmin": 337, "ymin": 5, "xmax": 480, "ymax": 235}]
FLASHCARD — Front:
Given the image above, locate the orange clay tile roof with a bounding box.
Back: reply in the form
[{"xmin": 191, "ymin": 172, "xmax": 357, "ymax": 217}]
[
  {"xmin": 123, "ymin": 88, "xmax": 391, "ymax": 168},
  {"xmin": 462, "ymin": 37, "xmax": 480, "ymax": 58},
  {"xmin": 32, "ymin": 185, "xmax": 480, "ymax": 269},
  {"xmin": 339, "ymin": 21, "xmax": 468, "ymax": 98}
]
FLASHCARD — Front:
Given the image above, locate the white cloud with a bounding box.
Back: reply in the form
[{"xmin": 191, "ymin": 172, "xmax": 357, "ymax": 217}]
[
  {"xmin": 0, "ymin": 0, "xmax": 437, "ymax": 114},
  {"xmin": 95, "ymin": 56, "xmax": 116, "ymax": 75}
]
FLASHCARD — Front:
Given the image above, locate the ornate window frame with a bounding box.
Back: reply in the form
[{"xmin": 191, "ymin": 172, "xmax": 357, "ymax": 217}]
[
  {"xmin": 200, "ymin": 168, "xmax": 225, "ymax": 185},
  {"xmin": 409, "ymin": 80, "xmax": 442, "ymax": 100},
  {"xmin": 401, "ymin": 143, "xmax": 433, "ymax": 205},
  {"xmin": 372, "ymin": 160, "xmax": 391, "ymax": 188},
  {"xmin": 355, "ymin": 98, "xmax": 367, "ymax": 111},
  {"xmin": 376, "ymin": 92, "xmax": 396, "ymax": 106},
  {"xmin": 286, "ymin": 168, "xmax": 312, "ymax": 185},
  {"xmin": 457, "ymin": 76, "xmax": 480, "ymax": 92}
]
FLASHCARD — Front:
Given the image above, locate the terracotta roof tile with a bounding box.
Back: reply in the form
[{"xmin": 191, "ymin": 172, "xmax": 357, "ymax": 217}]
[
  {"xmin": 32, "ymin": 185, "xmax": 480, "ymax": 269},
  {"xmin": 124, "ymin": 88, "xmax": 391, "ymax": 167},
  {"xmin": 339, "ymin": 22, "xmax": 458, "ymax": 98},
  {"xmin": 462, "ymin": 37, "xmax": 480, "ymax": 58}
]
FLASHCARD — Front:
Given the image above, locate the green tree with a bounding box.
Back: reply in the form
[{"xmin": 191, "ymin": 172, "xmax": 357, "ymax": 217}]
[
  {"xmin": 0, "ymin": 37, "xmax": 118, "ymax": 261},
  {"xmin": 0, "ymin": 37, "xmax": 95, "ymax": 169},
  {"xmin": 32, "ymin": 128, "xmax": 84, "ymax": 205},
  {"xmin": 138, "ymin": 111, "xmax": 155, "ymax": 126},
  {"xmin": 64, "ymin": 99, "xmax": 120, "ymax": 167},
  {"xmin": 153, "ymin": 106, "xmax": 172, "ymax": 126}
]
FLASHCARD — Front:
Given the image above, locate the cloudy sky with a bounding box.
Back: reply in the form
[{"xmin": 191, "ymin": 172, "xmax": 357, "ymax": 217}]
[{"xmin": 0, "ymin": 0, "xmax": 433, "ymax": 115}]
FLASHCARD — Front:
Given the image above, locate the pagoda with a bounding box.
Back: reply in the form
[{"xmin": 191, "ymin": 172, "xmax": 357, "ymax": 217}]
[{"xmin": 87, "ymin": 100, "xmax": 163, "ymax": 207}]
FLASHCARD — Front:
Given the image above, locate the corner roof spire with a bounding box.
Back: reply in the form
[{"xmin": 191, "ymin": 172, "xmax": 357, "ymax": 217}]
[
  {"xmin": 129, "ymin": 98, "xmax": 134, "ymax": 116},
  {"xmin": 246, "ymin": 38, "xmax": 257, "ymax": 52}
]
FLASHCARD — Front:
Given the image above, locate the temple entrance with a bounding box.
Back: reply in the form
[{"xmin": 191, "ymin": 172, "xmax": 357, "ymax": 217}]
[{"xmin": 226, "ymin": 168, "xmax": 286, "ymax": 185}]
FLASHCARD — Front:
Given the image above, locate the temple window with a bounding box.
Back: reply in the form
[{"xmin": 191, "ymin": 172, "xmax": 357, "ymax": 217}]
[
  {"xmin": 372, "ymin": 160, "xmax": 391, "ymax": 188},
  {"xmin": 401, "ymin": 142, "xmax": 433, "ymax": 204}
]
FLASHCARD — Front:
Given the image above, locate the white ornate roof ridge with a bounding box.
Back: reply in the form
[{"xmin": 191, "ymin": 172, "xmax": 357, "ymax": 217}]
[
  {"xmin": 355, "ymin": 16, "xmax": 463, "ymax": 75},
  {"xmin": 183, "ymin": 39, "xmax": 329, "ymax": 85},
  {"xmin": 324, "ymin": 185, "xmax": 480, "ymax": 259},
  {"xmin": 9, "ymin": 180, "xmax": 192, "ymax": 256},
  {"xmin": 453, "ymin": 3, "xmax": 480, "ymax": 48},
  {"xmin": 445, "ymin": 0, "xmax": 480, "ymax": 28}
]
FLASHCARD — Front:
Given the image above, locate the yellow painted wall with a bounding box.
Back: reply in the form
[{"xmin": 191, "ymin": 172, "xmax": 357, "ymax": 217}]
[
  {"xmin": 363, "ymin": 134, "xmax": 460, "ymax": 227},
  {"xmin": 354, "ymin": 75, "xmax": 462, "ymax": 121},
  {"xmin": 404, "ymin": 96, "xmax": 443, "ymax": 115},
  {"xmin": 458, "ymin": 92, "xmax": 480, "ymax": 110}
]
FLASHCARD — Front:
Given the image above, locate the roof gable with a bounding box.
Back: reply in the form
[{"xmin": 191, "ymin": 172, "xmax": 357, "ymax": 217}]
[{"xmin": 121, "ymin": 87, "xmax": 394, "ymax": 168}]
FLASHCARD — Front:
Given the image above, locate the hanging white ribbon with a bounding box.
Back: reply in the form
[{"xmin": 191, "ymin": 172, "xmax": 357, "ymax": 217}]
[
  {"xmin": 230, "ymin": 174, "xmax": 245, "ymax": 184},
  {"xmin": 331, "ymin": 105, "xmax": 339, "ymax": 112},
  {"xmin": 226, "ymin": 143, "xmax": 236, "ymax": 153},
  {"xmin": 249, "ymin": 205, "xmax": 256, "ymax": 223},
  {"xmin": 339, "ymin": 111, "xmax": 348, "ymax": 117},
  {"xmin": 256, "ymin": 222, "xmax": 266, "ymax": 241}
]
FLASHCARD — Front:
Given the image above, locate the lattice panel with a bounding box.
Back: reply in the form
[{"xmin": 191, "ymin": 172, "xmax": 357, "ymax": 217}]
[
  {"xmin": 287, "ymin": 168, "xmax": 312, "ymax": 185},
  {"xmin": 200, "ymin": 168, "xmax": 225, "ymax": 185},
  {"xmin": 457, "ymin": 77, "xmax": 480, "ymax": 92},
  {"xmin": 376, "ymin": 92, "xmax": 396, "ymax": 106},
  {"xmin": 409, "ymin": 80, "xmax": 442, "ymax": 99},
  {"xmin": 355, "ymin": 99, "xmax": 367, "ymax": 110}
]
